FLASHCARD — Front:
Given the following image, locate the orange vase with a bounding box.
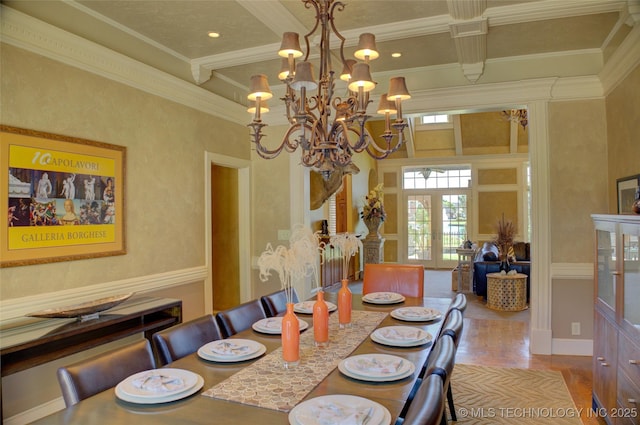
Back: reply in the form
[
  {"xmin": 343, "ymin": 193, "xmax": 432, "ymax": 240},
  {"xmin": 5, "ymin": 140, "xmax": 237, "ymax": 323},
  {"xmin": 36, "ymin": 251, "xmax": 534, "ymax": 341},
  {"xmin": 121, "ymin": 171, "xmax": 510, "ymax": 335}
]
[
  {"xmin": 338, "ymin": 278, "xmax": 352, "ymax": 328},
  {"xmin": 281, "ymin": 303, "xmax": 300, "ymax": 368},
  {"xmin": 313, "ymin": 290, "xmax": 329, "ymax": 347}
]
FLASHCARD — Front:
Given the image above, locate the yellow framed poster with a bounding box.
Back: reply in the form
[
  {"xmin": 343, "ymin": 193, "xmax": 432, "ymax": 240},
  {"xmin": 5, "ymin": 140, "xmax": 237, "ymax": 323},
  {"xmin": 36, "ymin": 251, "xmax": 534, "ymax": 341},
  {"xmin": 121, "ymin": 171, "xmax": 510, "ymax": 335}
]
[{"xmin": 1, "ymin": 126, "xmax": 126, "ymax": 267}]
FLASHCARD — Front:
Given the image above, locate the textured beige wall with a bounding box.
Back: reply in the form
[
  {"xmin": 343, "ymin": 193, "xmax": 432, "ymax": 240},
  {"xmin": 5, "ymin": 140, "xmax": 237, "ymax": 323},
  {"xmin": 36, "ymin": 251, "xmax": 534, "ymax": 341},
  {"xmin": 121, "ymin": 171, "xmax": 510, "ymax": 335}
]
[
  {"xmin": 250, "ymin": 126, "xmax": 291, "ymax": 298},
  {"xmin": 606, "ymin": 64, "xmax": 640, "ymax": 213},
  {"xmin": 0, "ymin": 44, "xmax": 248, "ymax": 302},
  {"xmin": 548, "ymin": 100, "xmax": 608, "ymax": 263},
  {"xmin": 547, "ymin": 99, "xmax": 607, "ymax": 341},
  {"xmin": 552, "ymin": 279, "xmax": 595, "ymax": 338}
]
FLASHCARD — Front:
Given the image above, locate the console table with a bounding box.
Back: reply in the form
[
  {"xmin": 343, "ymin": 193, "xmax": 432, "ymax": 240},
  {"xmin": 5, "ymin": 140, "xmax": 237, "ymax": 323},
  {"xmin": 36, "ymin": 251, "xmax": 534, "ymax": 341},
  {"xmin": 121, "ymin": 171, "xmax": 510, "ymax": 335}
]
[{"xmin": 0, "ymin": 295, "xmax": 182, "ymax": 377}]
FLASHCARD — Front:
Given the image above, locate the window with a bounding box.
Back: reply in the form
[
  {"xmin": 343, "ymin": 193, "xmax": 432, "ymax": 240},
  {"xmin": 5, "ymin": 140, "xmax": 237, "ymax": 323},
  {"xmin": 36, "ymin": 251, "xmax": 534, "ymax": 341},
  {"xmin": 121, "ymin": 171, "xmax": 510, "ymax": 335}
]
[
  {"xmin": 421, "ymin": 114, "xmax": 450, "ymax": 124},
  {"xmin": 403, "ymin": 166, "xmax": 471, "ymax": 190},
  {"xmin": 328, "ymin": 195, "xmax": 337, "ymax": 235}
]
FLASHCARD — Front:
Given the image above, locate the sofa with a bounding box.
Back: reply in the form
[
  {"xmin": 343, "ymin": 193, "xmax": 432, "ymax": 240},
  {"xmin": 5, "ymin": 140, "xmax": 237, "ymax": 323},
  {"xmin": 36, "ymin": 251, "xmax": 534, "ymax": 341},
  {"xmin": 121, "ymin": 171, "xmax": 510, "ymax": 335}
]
[{"xmin": 473, "ymin": 241, "xmax": 531, "ymax": 300}]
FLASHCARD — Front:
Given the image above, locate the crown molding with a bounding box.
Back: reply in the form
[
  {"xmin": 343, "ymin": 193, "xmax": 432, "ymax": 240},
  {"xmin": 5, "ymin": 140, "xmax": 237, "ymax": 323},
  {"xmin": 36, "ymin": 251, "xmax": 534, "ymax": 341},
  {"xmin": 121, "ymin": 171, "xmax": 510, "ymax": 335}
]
[
  {"xmin": 600, "ymin": 24, "xmax": 640, "ymax": 95},
  {"xmin": 0, "ymin": 5, "xmax": 248, "ymax": 126},
  {"xmin": 487, "ymin": 0, "xmax": 627, "ymax": 26}
]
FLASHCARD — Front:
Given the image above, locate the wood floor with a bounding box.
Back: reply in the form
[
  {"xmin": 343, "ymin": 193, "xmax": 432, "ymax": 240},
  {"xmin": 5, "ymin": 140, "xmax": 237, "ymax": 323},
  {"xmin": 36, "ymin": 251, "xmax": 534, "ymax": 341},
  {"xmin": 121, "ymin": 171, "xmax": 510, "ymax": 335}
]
[{"xmin": 455, "ymin": 301, "xmax": 606, "ymax": 425}]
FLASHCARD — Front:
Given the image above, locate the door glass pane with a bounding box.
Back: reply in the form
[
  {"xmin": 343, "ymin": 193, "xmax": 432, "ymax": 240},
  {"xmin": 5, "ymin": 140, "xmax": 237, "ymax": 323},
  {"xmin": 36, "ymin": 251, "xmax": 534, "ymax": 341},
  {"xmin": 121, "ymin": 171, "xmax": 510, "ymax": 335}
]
[
  {"xmin": 623, "ymin": 233, "xmax": 639, "ymax": 325},
  {"xmin": 441, "ymin": 194, "xmax": 467, "ymax": 262},
  {"xmin": 407, "ymin": 195, "xmax": 431, "ymax": 260},
  {"xmin": 597, "ymin": 229, "xmax": 616, "ymax": 309}
]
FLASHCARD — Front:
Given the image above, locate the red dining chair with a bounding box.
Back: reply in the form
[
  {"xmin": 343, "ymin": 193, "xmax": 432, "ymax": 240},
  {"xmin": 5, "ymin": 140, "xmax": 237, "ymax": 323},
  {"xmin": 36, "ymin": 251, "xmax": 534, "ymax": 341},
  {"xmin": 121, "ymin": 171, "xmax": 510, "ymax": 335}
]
[
  {"xmin": 362, "ymin": 263, "xmax": 424, "ymax": 298},
  {"xmin": 57, "ymin": 339, "xmax": 156, "ymax": 407},
  {"xmin": 152, "ymin": 314, "xmax": 222, "ymax": 366}
]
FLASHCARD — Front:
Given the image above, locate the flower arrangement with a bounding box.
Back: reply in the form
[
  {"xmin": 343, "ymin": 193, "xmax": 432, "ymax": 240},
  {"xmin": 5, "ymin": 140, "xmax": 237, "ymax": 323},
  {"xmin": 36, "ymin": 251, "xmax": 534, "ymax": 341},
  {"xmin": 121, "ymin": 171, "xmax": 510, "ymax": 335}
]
[
  {"xmin": 360, "ymin": 183, "xmax": 386, "ymax": 222},
  {"xmin": 257, "ymin": 224, "xmax": 325, "ymax": 302},
  {"xmin": 494, "ymin": 214, "xmax": 516, "ymax": 263},
  {"xmin": 329, "ymin": 233, "xmax": 363, "ymax": 280}
]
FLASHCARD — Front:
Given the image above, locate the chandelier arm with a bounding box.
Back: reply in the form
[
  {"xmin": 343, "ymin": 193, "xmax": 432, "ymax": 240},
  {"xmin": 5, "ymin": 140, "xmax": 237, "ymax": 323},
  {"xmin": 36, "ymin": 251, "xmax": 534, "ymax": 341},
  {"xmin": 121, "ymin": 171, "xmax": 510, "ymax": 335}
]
[
  {"xmin": 364, "ymin": 125, "xmax": 407, "ymax": 159},
  {"xmin": 301, "ymin": 0, "xmax": 321, "ymax": 62},
  {"xmin": 327, "ymin": 1, "xmax": 348, "ymax": 67}
]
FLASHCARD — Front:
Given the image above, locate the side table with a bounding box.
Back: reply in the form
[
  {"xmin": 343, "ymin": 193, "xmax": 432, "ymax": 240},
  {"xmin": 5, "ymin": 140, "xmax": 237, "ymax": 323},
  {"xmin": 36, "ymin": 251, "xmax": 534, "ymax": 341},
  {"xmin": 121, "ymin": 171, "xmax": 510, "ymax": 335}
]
[
  {"xmin": 486, "ymin": 272, "xmax": 528, "ymax": 311},
  {"xmin": 455, "ymin": 248, "xmax": 475, "ymax": 293}
]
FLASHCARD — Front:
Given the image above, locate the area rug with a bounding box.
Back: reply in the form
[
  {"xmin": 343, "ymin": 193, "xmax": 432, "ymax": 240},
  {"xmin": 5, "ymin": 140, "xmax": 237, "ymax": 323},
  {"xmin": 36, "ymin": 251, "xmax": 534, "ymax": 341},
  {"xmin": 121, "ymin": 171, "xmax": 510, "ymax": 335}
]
[{"xmin": 450, "ymin": 364, "xmax": 582, "ymax": 424}]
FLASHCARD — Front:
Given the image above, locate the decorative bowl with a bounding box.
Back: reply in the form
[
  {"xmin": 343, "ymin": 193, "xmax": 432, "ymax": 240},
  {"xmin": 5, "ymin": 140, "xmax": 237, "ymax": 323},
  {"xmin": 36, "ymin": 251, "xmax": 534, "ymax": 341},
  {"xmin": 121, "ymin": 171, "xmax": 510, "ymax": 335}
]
[{"xmin": 26, "ymin": 293, "xmax": 134, "ymax": 320}]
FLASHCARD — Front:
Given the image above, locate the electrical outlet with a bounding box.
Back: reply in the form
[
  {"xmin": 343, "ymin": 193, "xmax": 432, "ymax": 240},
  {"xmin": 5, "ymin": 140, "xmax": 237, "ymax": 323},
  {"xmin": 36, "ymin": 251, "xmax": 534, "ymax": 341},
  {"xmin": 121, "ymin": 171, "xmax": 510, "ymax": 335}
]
[{"xmin": 571, "ymin": 322, "xmax": 581, "ymax": 336}]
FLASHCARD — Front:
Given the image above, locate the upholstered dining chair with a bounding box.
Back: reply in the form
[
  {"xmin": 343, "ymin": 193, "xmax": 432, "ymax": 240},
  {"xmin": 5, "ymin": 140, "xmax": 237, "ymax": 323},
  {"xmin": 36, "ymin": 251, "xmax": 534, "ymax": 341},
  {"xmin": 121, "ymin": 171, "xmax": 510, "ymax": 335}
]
[
  {"xmin": 57, "ymin": 339, "xmax": 156, "ymax": 407},
  {"xmin": 447, "ymin": 293, "xmax": 467, "ymax": 315},
  {"xmin": 395, "ymin": 374, "xmax": 446, "ymax": 425},
  {"xmin": 260, "ymin": 288, "xmax": 300, "ymax": 317},
  {"xmin": 362, "ymin": 263, "xmax": 424, "ymax": 298},
  {"xmin": 152, "ymin": 314, "xmax": 222, "ymax": 366},
  {"xmin": 439, "ymin": 308, "xmax": 464, "ymax": 348},
  {"xmin": 216, "ymin": 299, "xmax": 268, "ymax": 338},
  {"xmin": 420, "ymin": 333, "xmax": 458, "ymax": 424}
]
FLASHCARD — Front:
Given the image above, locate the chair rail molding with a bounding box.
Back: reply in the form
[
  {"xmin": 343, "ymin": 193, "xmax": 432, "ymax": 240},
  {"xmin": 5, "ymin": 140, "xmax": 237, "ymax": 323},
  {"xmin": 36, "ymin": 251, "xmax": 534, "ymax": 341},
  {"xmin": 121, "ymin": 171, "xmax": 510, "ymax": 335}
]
[{"xmin": 0, "ymin": 266, "xmax": 207, "ymax": 324}]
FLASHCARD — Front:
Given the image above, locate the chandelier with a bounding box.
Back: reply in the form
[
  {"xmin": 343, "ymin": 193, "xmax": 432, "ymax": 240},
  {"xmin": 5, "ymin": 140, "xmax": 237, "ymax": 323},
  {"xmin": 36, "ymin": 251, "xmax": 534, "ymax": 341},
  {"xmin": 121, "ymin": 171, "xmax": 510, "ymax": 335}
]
[{"xmin": 247, "ymin": 0, "xmax": 411, "ymax": 180}]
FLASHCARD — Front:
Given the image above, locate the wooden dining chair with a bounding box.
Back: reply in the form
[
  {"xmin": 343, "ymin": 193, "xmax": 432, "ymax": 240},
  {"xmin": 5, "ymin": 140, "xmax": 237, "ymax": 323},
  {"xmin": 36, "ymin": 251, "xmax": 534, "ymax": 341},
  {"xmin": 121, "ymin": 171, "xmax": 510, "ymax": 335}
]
[
  {"xmin": 260, "ymin": 288, "xmax": 300, "ymax": 317},
  {"xmin": 362, "ymin": 263, "xmax": 424, "ymax": 298},
  {"xmin": 152, "ymin": 314, "xmax": 222, "ymax": 366},
  {"xmin": 215, "ymin": 299, "xmax": 268, "ymax": 338},
  {"xmin": 396, "ymin": 374, "xmax": 446, "ymax": 425},
  {"xmin": 419, "ymin": 333, "xmax": 457, "ymax": 424},
  {"xmin": 57, "ymin": 339, "xmax": 156, "ymax": 407}
]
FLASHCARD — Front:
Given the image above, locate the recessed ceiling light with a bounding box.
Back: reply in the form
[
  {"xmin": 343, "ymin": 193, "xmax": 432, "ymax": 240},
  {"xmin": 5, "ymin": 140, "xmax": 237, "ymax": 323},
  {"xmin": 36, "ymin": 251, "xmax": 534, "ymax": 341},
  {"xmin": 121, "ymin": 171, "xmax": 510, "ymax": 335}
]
[
  {"xmin": 208, "ymin": 31, "xmax": 220, "ymax": 38},
  {"xmin": 392, "ymin": 52, "xmax": 402, "ymax": 58}
]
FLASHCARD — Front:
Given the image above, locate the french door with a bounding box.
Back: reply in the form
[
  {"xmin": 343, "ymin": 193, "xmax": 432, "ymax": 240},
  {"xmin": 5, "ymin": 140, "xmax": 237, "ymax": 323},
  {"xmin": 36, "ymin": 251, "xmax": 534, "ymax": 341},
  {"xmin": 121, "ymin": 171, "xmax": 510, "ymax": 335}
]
[{"xmin": 405, "ymin": 191, "xmax": 470, "ymax": 269}]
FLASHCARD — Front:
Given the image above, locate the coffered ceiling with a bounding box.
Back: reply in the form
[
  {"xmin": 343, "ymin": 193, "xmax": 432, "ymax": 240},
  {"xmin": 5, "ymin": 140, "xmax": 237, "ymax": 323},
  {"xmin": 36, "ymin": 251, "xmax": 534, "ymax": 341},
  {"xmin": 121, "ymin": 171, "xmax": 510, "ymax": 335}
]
[{"xmin": 3, "ymin": 0, "xmax": 639, "ymax": 117}]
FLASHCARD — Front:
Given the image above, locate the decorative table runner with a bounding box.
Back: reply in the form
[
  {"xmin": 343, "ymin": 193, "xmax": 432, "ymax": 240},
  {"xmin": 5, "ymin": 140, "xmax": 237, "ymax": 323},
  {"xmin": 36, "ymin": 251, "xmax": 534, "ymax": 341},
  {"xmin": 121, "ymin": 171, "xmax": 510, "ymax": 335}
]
[{"xmin": 202, "ymin": 310, "xmax": 388, "ymax": 412}]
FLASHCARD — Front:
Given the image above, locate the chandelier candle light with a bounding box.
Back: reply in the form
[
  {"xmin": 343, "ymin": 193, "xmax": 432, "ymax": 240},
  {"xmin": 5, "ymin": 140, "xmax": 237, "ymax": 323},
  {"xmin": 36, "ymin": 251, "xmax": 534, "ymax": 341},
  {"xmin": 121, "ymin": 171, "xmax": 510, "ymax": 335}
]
[
  {"xmin": 247, "ymin": 0, "xmax": 411, "ymax": 180},
  {"xmin": 330, "ymin": 233, "xmax": 363, "ymax": 328}
]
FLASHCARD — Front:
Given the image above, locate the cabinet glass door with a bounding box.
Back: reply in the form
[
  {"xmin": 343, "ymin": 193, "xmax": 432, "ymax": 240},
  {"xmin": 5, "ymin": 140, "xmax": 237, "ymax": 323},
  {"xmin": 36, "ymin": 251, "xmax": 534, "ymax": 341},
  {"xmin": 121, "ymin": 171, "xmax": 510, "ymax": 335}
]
[
  {"xmin": 623, "ymin": 227, "xmax": 639, "ymax": 327},
  {"xmin": 596, "ymin": 229, "xmax": 617, "ymax": 310}
]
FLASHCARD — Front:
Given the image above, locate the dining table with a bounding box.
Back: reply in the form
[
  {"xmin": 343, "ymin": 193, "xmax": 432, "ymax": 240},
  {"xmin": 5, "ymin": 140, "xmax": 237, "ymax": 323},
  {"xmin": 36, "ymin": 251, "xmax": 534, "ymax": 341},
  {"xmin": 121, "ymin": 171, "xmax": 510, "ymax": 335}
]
[{"xmin": 31, "ymin": 293, "xmax": 452, "ymax": 425}]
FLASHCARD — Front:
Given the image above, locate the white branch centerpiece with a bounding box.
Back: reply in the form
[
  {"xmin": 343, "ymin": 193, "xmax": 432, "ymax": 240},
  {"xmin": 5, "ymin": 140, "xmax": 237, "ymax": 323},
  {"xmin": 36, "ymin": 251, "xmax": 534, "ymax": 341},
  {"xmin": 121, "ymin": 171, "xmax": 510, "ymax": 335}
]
[
  {"xmin": 289, "ymin": 225, "xmax": 330, "ymax": 347},
  {"xmin": 330, "ymin": 233, "xmax": 362, "ymax": 328},
  {"xmin": 258, "ymin": 224, "xmax": 328, "ymax": 361}
]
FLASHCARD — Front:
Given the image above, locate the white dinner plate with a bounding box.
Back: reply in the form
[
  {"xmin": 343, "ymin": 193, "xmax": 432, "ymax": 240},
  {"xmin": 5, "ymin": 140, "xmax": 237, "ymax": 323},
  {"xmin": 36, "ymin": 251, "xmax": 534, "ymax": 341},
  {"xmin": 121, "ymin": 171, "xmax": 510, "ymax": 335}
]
[
  {"xmin": 116, "ymin": 374, "xmax": 204, "ymax": 404},
  {"xmin": 339, "ymin": 354, "xmax": 415, "ymax": 382},
  {"xmin": 116, "ymin": 368, "xmax": 201, "ymax": 399},
  {"xmin": 362, "ymin": 292, "xmax": 406, "ymax": 305},
  {"xmin": 293, "ymin": 300, "xmax": 337, "ymax": 314},
  {"xmin": 371, "ymin": 326, "xmax": 433, "ymax": 347},
  {"xmin": 252, "ymin": 317, "xmax": 309, "ymax": 334},
  {"xmin": 390, "ymin": 306, "xmax": 442, "ymax": 322},
  {"xmin": 289, "ymin": 395, "xmax": 391, "ymax": 425},
  {"xmin": 197, "ymin": 339, "xmax": 267, "ymax": 362}
]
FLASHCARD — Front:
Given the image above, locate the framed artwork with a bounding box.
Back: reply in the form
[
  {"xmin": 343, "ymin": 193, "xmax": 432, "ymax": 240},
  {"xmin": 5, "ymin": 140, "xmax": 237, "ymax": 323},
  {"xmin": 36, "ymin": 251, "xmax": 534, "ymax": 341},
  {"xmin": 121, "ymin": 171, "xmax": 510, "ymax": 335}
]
[
  {"xmin": 1, "ymin": 125, "xmax": 126, "ymax": 267},
  {"xmin": 617, "ymin": 173, "xmax": 640, "ymax": 214}
]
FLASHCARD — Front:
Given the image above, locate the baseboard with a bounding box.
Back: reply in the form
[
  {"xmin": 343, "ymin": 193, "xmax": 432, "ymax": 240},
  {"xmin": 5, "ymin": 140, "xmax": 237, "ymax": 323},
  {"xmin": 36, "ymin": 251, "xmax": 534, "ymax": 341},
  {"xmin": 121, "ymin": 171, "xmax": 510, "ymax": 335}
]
[
  {"xmin": 552, "ymin": 338, "xmax": 594, "ymax": 356},
  {"xmin": 4, "ymin": 397, "xmax": 66, "ymax": 425}
]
